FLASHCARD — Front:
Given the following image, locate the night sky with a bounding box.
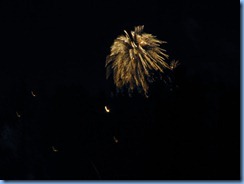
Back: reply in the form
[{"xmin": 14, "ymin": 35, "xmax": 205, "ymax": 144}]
[{"xmin": 0, "ymin": 0, "xmax": 240, "ymax": 180}]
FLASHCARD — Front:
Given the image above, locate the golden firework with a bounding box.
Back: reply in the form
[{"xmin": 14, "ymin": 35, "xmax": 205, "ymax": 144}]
[{"xmin": 106, "ymin": 25, "xmax": 175, "ymax": 96}]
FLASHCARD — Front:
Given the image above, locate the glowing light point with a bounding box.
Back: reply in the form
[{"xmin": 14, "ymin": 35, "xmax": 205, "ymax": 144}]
[
  {"xmin": 52, "ymin": 146, "xmax": 58, "ymax": 152},
  {"xmin": 170, "ymin": 60, "xmax": 180, "ymax": 70},
  {"xmin": 113, "ymin": 136, "xmax": 118, "ymax": 143},
  {"xmin": 105, "ymin": 106, "xmax": 110, "ymax": 113},
  {"xmin": 16, "ymin": 111, "xmax": 21, "ymax": 118},
  {"xmin": 31, "ymin": 90, "xmax": 36, "ymax": 97}
]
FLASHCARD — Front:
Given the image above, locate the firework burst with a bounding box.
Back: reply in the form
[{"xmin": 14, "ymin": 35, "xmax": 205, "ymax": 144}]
[{"xmin": 106, "ymin": 25, "xmax": 176, "ymax": 97}]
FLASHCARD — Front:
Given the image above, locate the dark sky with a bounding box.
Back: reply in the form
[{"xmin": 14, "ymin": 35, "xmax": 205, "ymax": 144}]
[{"xmin": 0, "ymin": 0, "xmax": 240, "ymax": 180}]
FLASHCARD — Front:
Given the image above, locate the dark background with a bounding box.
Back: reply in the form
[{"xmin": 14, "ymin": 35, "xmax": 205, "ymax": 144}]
[{"xmin": 0, "ymin": 0, "xmax": 240, "ymax": 180}]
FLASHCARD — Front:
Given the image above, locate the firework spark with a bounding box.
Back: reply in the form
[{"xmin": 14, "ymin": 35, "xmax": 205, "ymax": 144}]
[
  {"xmin": 104, "ymin": 106, "xmax": 110, "ymax": 113},
  {"xmin": 106, "ymin": 25, "xmax": 175, "ymax": 96},
  {"xmin": 52, "ymin": 146, "xmax": 58, "ymax": 152},
  {"xmin": 170, "ymin": 60, "xmax": 180, "ymax": 70},
  {"xmin": 16, "ymin": 111, "xmax": 21, "ymax": 118},
  {"xmin": 31, "ymin": 90, "xmax": 36, "ymax": 97}
]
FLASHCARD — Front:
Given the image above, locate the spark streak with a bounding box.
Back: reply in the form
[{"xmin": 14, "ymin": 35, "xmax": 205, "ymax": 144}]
[
  {"xmin": 52, "ymin": 146, "xmax": 58, "ymax": 152},
  {"xmin": 113, "ymin": 136, "xmax": 118, "ymax": 143},
  {"xmin": 105, "ymin": 106, "xmax": 110, "ymax": 113},
  {"xmin": 16, "ymin": 111, "xmax": 21, "ymax": 118},
  {"xmin": 31, "ymin": 90, "xmax": 36, "ymax": 97}
]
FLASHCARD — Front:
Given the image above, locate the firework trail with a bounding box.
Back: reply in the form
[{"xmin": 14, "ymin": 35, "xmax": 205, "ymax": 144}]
[{"xmin": 106, "ymin": 25, "xmax": 177, "ymax": 97}]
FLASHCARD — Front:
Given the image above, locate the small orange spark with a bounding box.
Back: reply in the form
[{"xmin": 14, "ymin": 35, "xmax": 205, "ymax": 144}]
[
  {"xmin": 170, "ymin": 60, "xmax": 180, "ymax": 70},
  {"xmin": 16, "ymin": 111, "xmax": 21, "ymax": 118},
  {"xmin": 31, "ymin": 90, "xmax": 36, "ymax": 97},
  {"xmin": 105, "ymin": 106, "xmax": 110, "ymax": 113},
  {"xmin": 52, "ymin": 146, "xmax": 58, "ymax": 152},
  {"xmin": 113, "ymin": 136, "xmax": 118, "ymax": 143}
]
